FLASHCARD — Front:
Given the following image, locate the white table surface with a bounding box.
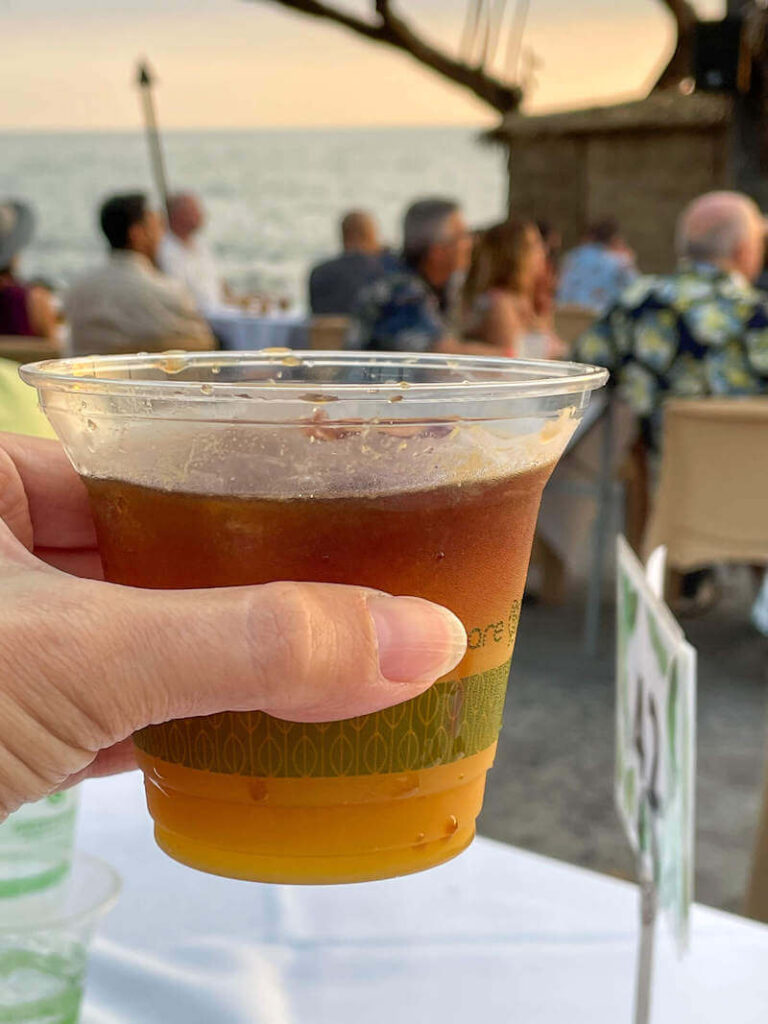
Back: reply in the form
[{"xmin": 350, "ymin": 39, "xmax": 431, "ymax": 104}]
[
  {"xmin": 79, "ymin": 773, "xmax": 768, "ymax": 1024},
  {"xmin": 206, "ymin": 308, "xmax": 308, "ymax": 351}
]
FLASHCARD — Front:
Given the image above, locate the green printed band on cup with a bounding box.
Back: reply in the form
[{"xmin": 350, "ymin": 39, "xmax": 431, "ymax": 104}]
[{"xmin": 135, "ymin": 657, "xmax": 513, "ymax": 778}]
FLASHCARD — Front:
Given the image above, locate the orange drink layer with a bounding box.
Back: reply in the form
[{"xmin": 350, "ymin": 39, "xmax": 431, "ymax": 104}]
[
  {"xmin": 20, "ymin": 351, "xmax": 606, "ymax": 884},
  {"xmin": 85, "ymin": 462, "xmax": 550, "ymax": 884}
]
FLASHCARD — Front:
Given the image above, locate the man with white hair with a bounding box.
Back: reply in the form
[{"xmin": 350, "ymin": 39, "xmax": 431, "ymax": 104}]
[
  {"xmin": 158, "ymin": 191, "xmax": 223, "ymax": 312},
  {"xmin": 351, "ymin": 197, "xmax": 473, "ymax": 351},
  {"xmin": 577, "ymin": 190, "xmax": 768, "ymax": 446}
]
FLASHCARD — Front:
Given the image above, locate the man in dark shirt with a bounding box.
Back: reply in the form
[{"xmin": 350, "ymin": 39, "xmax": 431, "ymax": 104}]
[{"xmin": 309, "ymin": 210, "xmax": 383, "ymax": 316}]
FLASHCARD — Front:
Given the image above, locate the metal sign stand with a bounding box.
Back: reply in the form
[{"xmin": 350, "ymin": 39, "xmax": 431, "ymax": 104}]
[
  {"xmin": 617, "ymin": 539, "xmax": 696, "ymax": 1024},
  {"xmin": 634, "ymin": 853, "xmax": 657, "ymax": 1024}
]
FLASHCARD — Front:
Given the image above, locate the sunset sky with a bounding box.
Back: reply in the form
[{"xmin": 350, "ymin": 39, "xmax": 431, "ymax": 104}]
[{"xmin": 1, "ymin": 0, "xmax": 725, "ymax": 130}]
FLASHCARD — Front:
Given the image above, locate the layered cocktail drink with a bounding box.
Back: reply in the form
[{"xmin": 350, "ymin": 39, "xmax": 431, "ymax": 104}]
[{"xmin": 22, "ymin": 351, "xmax": 606, "ymax": 884}]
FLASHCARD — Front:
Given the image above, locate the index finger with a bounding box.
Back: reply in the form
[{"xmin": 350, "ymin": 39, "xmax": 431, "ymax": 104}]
[{"xmin": 0, "ymin": 432, "xmax": 97, "ymax": 550}]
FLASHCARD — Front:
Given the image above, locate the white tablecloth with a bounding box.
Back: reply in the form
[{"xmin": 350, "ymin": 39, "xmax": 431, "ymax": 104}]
[
  {"xmin": 78, "ymin": 773, "xmax": 768, "ymax": 1023},
  {"xmin": 206, "ymin": 309, "xmax": 308, "ymax": 351}
]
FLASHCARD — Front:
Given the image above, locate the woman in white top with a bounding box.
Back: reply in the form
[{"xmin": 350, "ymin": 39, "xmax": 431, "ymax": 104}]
[{"xmin": 462, "ymin": 220, "xmax": 565, "ymax": 359}]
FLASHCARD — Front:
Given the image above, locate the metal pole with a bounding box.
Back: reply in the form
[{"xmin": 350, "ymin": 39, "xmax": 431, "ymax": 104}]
[
  {"xmin": 634, "ymin": 857, "xmax": 657, "ymax": 1024},
  {"xmin": 584, "ymin": 398, "xmax": 615, "ymax": 656},
  {"xmin": 136, "ymin": 60, "xmax": 170, "ymax": 217}
]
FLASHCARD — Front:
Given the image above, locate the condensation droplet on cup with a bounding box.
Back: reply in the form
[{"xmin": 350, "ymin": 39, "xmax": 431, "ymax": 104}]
[
  {"xmin": 210, "ymin": 364, "xmax": 221, "ymax": 375},
  {"xmin": 388, "ymin": 773, "xmax": 419, "ymax": 798},
  {"xmin": 445, "ymin": 815, "xmax": 459, "ymax": 836},
  {"xmin": 158, "ymin": 354, "xmax": 187, "ymax": 375},
  {"xmin": 248, "ymin": 780, "xmax": 269, "ymax": 803},
  {"xmin": 299, "ymin": 392, "xmax": 339, "ymax": 404},
  {"xmin": 86, "ymin": 419, "xmax": 97, "ymax": 432},
  {"xmin": 388, "ymin": 394, "xmax": 404, "ymax": 403},
  {"xmin": 415, "ymin": 832, "xmax": 426, "ymax": 844},
  {"xmin": 200, "ymin": 383, "xmax": 214, "ymax": 396}
]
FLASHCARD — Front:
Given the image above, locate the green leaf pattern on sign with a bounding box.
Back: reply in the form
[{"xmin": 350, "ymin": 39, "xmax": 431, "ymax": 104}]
[
  {"xmin": 666, "ymin": 660, "xmax": 679, "ymax": 782},
  {"xmin": 648, "ymin": 613, "xmax": 670, "ymax": 675}
]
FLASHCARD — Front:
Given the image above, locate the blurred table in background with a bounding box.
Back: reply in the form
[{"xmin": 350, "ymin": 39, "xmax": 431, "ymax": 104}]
[
  {"xmin": 80, "ymin": 774, "xmax": 768, "ymax": 1023},
  {"xmin": 0, "ymin": 334, "xmax": 62, "ymax": 363},
  {"xmin": 207, "ymin": 308, "xmax": 308, "ymax": 351}
]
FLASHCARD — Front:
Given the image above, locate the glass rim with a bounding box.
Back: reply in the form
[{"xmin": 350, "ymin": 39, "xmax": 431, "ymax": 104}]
[
  {"xmin": 0, "ymin": 852, "xmax": 121, "ymax": 934},
  {"xmin": 20, "ymin": 350, "xmax": 608, "ymax": 403}
]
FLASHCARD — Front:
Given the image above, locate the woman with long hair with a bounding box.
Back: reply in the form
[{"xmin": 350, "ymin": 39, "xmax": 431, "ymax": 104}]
[{"xmin": 462, "ymin": 219, "xmax": 565, "ymax": 358}]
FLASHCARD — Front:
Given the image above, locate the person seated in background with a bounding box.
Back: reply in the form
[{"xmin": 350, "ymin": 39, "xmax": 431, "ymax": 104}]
[
  {"xmin": 534, "ymin": 219, "xmax": 562, "ymax": 320},
  {"xmin": 66, "ymin": 193, "xmax": 215, "ymax": 356},
  {"xmin": 557, "ymin": 218, "xmax": 637, "ymax": 314},
  {"xmin": 0, "ymin": 200, "xmax": 57, "ymax": 340},
  {"xmin": 576, "ymin": 190, "xmax": 768, "ymax": 448},
  {"xmin": 308, "ymin": 210, "xmax": 384, "ymax": 316},
  {"xmin": 579, "ymin": 192, "xmax": 768, "ymax": 618},
  {"xmin": 351, "ymin": 198, "xmax": 473, "ymax": 351},
  {"xmin": 158, "ymin": 191, "xmax": 223, "ymax": 312},
  {"xmin": 461, "ymin": 220, "xmax": 566, "ymax": 359}
]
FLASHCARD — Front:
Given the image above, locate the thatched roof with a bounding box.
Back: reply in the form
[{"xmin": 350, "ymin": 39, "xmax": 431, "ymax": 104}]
[{"xmin": 484, "ymin": 91, "xmax": 733, "ymax": 143}]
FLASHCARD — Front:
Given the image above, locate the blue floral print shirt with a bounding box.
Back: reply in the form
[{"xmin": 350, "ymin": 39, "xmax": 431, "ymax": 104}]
[{"xmin": 576, "ymin": 261, "xmax": 768, "ymax": 444}]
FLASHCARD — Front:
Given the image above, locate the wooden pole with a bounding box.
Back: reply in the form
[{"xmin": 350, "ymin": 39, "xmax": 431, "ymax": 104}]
[{"xmin": 136, "ymin": 60, "xmax": 170, "ymax": 217}]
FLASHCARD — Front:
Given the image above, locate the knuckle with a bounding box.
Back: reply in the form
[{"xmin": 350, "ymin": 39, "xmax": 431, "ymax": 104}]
[
  {"xmin": 244, "ymin": 582, "xmax": 317, "ymax": 705},
  {"xmin": 245, "ymin": 582, "xmax": 382, "ymax": 721}
]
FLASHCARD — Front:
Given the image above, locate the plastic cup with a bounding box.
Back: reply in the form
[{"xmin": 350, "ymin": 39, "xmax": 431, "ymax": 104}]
[
  {"xmin": 0, "ymin": 852, "xmax": 120, "ymax": 1023},
  {"xmin": 21, "ymin": 351, "xmax": 607, "ymax": 884},
  {"xmin": 0, "ymin": 790, "xmax": 79, "ymax": 898}
]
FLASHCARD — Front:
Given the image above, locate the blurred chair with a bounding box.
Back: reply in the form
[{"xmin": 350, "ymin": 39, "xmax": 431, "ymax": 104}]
[
  {"xmin": 308, "ymin": 316, "xmax": 350, "ymax": 351},
  {"xmin": 0, "ymin": 335, "xmax": 61, "ymax": 363},
  {"xmin": 553, "ymin": 305, "xmax": 597, "ymax": 349},
  {"xmin": 0, "ymin": 356, "xmax": 56, "ymax": 438},
  {"xmin": 644, "ymin": 397, "xmax": 768, "ymax": 569},
  {"xmin": 534, "ymin": 395, "xmax": 640, "ymax": 654},
  {"xmin": 648, "ymin": 397, "xmax": 768, "ymax": 922},
  {"xmin": 748, "ymin": 769, "xmax": 768, "ymax": 924},
  {"xmin": 649, "ymin": 397, "xmax": 768, "ymax": 919}
]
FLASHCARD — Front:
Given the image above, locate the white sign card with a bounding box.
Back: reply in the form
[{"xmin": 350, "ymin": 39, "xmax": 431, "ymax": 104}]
[{"xmin": 615, "ymin": 537, "xmax": 696, "ymax": 952}]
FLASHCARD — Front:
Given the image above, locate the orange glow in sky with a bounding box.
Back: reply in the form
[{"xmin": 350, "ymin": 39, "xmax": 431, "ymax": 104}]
[{"xmin": 0, "ymin": 1, "xmax": 726, "ymax": 130}]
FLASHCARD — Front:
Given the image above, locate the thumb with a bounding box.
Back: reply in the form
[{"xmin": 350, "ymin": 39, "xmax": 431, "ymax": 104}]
[
  {"xmin": 8, "ymin": 573, "xmax": 467, "ymax": 757},
  {"xmin": 111, "ymin": 580, "xmax": 468, "ymax": 727}
]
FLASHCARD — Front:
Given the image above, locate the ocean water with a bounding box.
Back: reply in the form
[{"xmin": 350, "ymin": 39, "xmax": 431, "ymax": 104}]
[{"xmin": 0, "ymin": 127, "xmax": 506, "ymax": 305}]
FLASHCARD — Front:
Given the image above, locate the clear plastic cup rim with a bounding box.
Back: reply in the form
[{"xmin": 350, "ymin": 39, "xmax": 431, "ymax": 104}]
[
  {"xmin": 19, "ymin": 350, "xmax": 609, "ymax": 404},
  {"xmin": 0, "ymin": 852, "xmax": 121, "ymax": 934}
]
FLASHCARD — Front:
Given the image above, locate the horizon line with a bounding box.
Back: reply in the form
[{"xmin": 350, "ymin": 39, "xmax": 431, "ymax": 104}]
[
  {"xmin": 0, "ymin": 90, "xmax": 645, "ymax": 136},
  {"xmin": 0, "ymin": 120, "xmax": 497, "ymax": 135}
]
